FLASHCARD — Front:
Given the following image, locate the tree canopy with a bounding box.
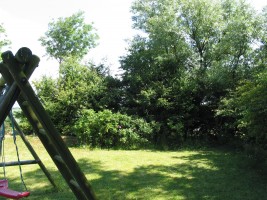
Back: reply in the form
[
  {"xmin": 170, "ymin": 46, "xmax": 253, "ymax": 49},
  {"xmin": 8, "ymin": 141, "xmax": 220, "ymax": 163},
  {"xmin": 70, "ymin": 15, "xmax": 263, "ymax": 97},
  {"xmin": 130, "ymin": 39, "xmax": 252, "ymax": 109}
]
[
  {"xmin": 119, "ymin": 0, "xmax": 263, "ymax": 146},
  {"xmin": 39, "ymin": 11, "xmax": 99, "ymax": 64}
]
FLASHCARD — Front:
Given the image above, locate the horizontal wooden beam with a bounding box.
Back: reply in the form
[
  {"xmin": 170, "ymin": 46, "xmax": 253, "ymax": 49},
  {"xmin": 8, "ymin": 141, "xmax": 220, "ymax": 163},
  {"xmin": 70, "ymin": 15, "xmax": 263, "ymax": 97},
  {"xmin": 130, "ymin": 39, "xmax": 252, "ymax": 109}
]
[{"xmin": 0, "ymin": 159, "xmax": 38, "ymax": 167}]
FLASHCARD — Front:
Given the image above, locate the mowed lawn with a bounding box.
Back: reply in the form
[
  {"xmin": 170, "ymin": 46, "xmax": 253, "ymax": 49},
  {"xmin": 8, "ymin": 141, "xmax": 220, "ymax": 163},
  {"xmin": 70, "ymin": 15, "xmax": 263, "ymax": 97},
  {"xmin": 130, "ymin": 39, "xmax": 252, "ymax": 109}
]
[{"xmin": 0, "ymin": 136, "xmax": 267, "ymax": 200}]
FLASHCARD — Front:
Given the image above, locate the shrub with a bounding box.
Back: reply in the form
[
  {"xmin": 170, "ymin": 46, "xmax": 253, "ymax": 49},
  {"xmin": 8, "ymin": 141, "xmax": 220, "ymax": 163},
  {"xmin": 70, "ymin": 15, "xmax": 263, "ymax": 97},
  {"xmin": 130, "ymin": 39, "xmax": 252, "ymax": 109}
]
[{"xmin": 73, "ymin": 109, "xmax": 154, "ymax": 149}]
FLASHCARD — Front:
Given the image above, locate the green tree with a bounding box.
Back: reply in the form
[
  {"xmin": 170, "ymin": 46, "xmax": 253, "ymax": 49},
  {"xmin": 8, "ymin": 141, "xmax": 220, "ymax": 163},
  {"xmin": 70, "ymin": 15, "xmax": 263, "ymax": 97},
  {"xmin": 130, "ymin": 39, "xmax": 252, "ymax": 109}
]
[
  {"xmin": 34, "ymin": 57, "xmax": 106, "ymax": 134},
  {"xmin": 100, "ymin": 75, "xmax": 124, "ymax": 112},
  {"xmin": 217, "ymin": 6, "xmax": 267, "ymax": 148},
  {"xmin": 120, "ymin": 0, "xmax": 261, "ymax": 146},
  {"xmin": 39, "ymin": 11, "xmax": 98, "ymax": 64},
  {"xmin": 217, "ymin": 70, "xmax": 267, "ymax": 148},
  {"xmin": 253, "ymin": 6, "xmax": 267, "ymax": 73}
]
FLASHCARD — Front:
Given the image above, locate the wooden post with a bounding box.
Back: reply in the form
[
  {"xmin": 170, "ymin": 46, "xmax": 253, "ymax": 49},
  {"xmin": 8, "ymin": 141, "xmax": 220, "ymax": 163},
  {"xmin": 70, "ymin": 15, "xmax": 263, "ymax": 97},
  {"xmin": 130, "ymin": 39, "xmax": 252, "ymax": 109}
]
[{"xmin": 10, "ymin": 114, "xmax": 58, "ymax": 189}]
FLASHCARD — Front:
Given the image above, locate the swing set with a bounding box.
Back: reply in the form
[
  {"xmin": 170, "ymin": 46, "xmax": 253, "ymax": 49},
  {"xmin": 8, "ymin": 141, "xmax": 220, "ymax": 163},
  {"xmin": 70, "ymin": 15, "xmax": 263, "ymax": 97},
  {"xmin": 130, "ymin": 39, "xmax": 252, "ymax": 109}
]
[{"xmin": 0, "ymin": 47, "xmax": 97, "ymax": 199}]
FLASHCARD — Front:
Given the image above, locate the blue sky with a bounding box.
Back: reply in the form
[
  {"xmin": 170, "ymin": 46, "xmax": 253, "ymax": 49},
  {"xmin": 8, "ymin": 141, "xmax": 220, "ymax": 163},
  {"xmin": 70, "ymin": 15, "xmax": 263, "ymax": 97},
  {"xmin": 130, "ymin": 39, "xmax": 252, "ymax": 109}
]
[{"xmin": 0, "ymin": 0, "xmax": 266, "ymax": 80}]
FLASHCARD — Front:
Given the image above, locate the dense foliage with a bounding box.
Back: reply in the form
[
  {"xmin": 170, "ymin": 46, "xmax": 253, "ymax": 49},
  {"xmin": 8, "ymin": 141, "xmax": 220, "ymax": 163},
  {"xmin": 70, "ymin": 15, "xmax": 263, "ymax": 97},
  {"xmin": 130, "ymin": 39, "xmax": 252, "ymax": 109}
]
[
  {"xmin": 217, "ymin": 71, "xmax": 267, "ymax": 148},
  {"xmin": 33, "ymin": 57, "xmax": 110, "ymax": 134},
  {"xmin": 119, "ymin": 0, "xmax": 262, "ymax": 146},
  {"xmin": 73, "ymin": 109, "xmax": 154, "ymax": 148}
]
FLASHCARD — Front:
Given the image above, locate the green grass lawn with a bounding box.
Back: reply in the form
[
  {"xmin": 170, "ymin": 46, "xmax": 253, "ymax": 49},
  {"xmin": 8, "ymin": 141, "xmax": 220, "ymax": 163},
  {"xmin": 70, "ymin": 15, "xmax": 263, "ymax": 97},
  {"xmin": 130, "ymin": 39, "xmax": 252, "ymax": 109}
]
[{"xmin": 0, "ymin": 136, "xmax": 266, "ymax": 200}]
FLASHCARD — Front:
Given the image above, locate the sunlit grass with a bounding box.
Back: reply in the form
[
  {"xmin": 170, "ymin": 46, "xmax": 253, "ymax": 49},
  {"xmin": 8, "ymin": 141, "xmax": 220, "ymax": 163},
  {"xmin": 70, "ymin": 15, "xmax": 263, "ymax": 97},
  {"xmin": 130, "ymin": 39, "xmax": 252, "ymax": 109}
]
[{"xmin": 0, "ymin": 136, "xmax": 266, "ymax": 199}]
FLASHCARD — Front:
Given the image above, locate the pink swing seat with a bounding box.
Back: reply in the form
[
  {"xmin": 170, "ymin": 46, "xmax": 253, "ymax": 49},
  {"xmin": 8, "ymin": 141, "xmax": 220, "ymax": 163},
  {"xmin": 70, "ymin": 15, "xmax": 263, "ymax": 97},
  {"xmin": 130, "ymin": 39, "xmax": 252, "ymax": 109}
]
[{"xmin": 0, "ymin": 179, "xmax": 30, "ymax": 199}]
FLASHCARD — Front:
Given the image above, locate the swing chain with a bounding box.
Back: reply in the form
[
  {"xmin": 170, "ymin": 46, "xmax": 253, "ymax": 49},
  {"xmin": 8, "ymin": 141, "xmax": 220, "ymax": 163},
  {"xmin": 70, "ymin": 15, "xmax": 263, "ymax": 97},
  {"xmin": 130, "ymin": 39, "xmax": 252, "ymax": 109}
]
[
  {"xmin": 0, "ymin": 83, "xmax": 28, "ymax": 191},
  {"xmin": 0, "ymin": 123, "xmax": 6, "ymax": 179},
  {"xmin": 9, "ymin": 112, "xmax": 28, "ymax": 191},
  {"xmin": 0, "ymin": 84, "xmax": 6, "ymax": 179}
]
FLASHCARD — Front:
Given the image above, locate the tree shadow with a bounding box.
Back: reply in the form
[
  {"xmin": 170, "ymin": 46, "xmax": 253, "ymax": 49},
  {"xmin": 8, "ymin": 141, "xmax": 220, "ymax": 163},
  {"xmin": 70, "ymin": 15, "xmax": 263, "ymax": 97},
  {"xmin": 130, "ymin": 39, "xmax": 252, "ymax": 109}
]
[
  {"xmin": 1, "ymin": 149, "xmax": 267, "ymax": 200},
  {"xmin": 77, "ymin": 150, "xmax": 267, "ymax": 200}
]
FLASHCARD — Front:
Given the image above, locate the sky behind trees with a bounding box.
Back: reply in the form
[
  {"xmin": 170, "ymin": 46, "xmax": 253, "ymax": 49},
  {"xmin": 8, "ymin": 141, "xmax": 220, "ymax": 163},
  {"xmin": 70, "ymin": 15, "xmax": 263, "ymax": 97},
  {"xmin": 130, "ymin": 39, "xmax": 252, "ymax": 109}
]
[
  {"xmin": 0, "ymin": 0, "xmax": 266, "ymax": 80},
  {"xmin": 0, "ymin": 0, "xmax": 135, "ymax": 79}
]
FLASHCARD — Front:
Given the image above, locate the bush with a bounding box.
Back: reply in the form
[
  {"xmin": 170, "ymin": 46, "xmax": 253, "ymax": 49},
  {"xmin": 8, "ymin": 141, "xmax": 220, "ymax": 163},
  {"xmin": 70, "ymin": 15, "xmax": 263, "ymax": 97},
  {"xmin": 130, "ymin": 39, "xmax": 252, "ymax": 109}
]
[{"xmin": 73, "ymin": 109, "xmax": 154, "ymax": 149}]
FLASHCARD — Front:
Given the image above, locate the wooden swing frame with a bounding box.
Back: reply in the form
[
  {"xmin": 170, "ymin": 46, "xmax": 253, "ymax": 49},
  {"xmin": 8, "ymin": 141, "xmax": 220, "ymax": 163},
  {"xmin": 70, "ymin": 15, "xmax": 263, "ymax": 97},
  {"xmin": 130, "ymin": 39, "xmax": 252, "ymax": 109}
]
[{"xmin": 0, "ymin": 47, "xmax": 97, "ymax": 199}]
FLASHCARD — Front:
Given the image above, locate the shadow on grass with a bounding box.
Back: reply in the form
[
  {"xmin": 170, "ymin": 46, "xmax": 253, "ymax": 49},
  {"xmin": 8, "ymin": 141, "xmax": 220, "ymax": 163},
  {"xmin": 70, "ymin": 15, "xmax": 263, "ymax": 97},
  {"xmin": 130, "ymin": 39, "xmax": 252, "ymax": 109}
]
[
  {"xmin": 78, "ymin": 150, "xmax": 267, "ymax": 200},
  {"xmin": 1, "ymin": 149, "xmax": 267, "ymax": 200}
]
